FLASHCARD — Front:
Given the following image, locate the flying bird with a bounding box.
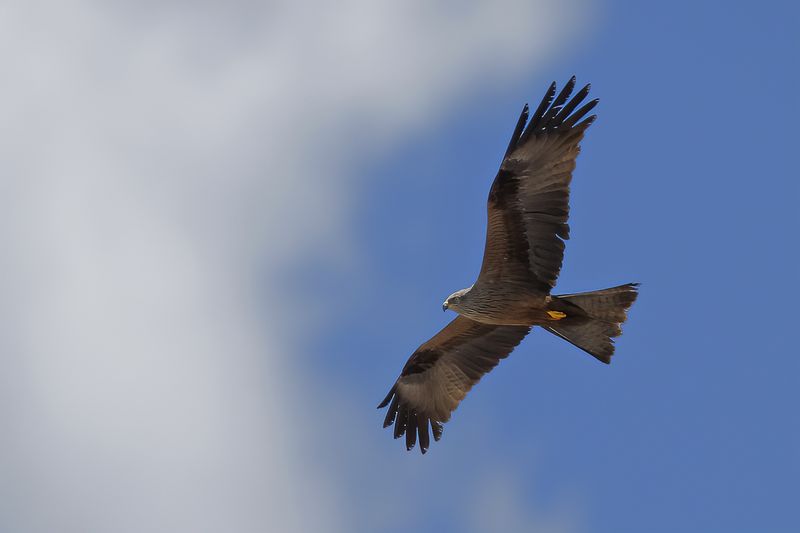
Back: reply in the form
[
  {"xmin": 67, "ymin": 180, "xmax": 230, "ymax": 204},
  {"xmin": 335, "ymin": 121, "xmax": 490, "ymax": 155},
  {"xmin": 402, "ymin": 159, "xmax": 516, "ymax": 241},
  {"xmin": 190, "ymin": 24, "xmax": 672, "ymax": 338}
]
[{"xmin": 378, "ymin": 77, "xmax": 639, "ymax": 454}]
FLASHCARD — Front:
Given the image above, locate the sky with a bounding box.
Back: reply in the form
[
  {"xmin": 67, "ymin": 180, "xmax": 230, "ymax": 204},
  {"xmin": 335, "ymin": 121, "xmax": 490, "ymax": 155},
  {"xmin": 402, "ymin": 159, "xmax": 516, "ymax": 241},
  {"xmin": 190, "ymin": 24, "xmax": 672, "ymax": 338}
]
[{"xmin": 1, "ymin": 1, "xmax": 798, "ymax": 533}]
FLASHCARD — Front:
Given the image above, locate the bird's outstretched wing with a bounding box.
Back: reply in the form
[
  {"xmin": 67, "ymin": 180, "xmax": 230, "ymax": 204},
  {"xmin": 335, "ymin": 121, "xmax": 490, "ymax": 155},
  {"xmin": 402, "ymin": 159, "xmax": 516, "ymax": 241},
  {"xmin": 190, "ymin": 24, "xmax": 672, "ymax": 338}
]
[
  {"xmin": 479, "ymin": 77, "xmax": 598, "ymax": 293},
  {"xmin": 378, "ymin": 316, "xmax": 530, "ymax": 453}
]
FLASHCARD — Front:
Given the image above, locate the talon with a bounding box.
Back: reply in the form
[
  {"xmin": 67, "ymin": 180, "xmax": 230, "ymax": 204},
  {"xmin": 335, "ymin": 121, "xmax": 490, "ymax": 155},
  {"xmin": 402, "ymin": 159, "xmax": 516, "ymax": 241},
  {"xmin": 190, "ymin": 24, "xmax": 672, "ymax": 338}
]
[{"xmin": 547, "ymin": 310, "xmax": 567, "ymax": 320}]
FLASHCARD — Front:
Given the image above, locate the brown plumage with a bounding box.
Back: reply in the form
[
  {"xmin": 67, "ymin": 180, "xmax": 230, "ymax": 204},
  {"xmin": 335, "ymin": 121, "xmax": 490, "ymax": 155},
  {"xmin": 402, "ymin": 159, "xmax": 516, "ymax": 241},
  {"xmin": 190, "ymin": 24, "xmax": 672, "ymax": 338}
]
[{"xmin": 378, "ymin": 78, "xmax": 638, "ymax": 453}]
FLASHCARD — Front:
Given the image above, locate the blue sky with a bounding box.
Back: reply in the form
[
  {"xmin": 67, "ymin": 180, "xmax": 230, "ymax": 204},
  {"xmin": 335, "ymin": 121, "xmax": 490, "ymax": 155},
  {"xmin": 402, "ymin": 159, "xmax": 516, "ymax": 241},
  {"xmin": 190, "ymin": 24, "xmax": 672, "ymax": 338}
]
[
  {"xmin": 2, "ymin": 1, "xmax": 798, "ymax": 532},
  {"xmin": 314, "ymin": 2, "xmax": 799, "ymax": 532}
]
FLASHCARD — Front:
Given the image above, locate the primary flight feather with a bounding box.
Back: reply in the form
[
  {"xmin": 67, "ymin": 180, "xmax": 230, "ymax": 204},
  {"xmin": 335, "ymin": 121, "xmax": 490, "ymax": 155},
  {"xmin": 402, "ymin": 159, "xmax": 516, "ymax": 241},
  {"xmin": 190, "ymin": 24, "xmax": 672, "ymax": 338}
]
[{"xmin": 378, "ymin": 78, "xmax": 639, "ymax": 454}]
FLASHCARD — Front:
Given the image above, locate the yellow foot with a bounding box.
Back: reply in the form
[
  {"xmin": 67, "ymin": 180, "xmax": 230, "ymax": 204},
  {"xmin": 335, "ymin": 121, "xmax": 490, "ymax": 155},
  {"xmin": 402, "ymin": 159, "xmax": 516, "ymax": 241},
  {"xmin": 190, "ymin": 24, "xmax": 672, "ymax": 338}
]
[{"xmin": 547, "ymin": 310, "xmax": 567, "ymax": 320}]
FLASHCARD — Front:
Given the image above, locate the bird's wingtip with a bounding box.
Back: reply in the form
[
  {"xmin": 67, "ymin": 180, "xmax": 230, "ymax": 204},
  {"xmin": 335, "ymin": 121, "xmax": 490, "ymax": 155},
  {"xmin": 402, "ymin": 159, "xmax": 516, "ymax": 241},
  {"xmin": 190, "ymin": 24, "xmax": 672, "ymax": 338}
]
[{"xmin": 377, "ymin": 386, "xmax": 395, "ymax": 409}]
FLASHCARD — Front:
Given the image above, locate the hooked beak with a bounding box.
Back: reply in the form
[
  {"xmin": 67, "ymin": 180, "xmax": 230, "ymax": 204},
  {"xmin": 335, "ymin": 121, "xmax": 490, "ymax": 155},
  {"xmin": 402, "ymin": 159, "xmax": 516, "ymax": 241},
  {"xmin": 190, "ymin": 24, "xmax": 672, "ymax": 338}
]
[{"xmin": 442, "ymin": 302, "xmax": 448, "ymax": 312}]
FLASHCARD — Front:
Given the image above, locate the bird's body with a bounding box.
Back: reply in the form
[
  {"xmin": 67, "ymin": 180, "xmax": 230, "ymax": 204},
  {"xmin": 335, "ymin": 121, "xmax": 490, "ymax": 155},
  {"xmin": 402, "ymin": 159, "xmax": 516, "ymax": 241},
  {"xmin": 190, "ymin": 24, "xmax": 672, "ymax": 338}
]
[
  {"xmin": 445, "ymin": 283, "xmax": 554, "ymax": 326},
  {"xmin": 379, "ymin": 78, "xmax": 639, "ymax": 454}
]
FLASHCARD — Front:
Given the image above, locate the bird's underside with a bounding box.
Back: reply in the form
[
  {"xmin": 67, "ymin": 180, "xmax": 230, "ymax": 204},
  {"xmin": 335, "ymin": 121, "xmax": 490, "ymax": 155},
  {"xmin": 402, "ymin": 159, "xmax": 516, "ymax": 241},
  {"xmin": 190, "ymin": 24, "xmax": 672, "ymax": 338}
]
[
  {"xmin": 450, "ymin": 290, "xmax": 568, "ymax": 326},
  {"xmin": 378, "ymin": 77, "xmax": 639, "ymax": 454}
]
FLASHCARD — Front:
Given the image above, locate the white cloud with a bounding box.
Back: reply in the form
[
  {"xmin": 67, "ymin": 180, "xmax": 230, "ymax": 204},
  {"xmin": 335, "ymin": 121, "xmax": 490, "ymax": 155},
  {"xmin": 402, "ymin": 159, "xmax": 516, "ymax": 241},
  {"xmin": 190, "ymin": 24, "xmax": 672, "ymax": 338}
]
[
  {"xmin": 470, "ymin": 469, "xmax": 580, "ymax": 533},
  {"xmin": 0, "ymin": 1, "xmax": 590, "ymax": 531}
]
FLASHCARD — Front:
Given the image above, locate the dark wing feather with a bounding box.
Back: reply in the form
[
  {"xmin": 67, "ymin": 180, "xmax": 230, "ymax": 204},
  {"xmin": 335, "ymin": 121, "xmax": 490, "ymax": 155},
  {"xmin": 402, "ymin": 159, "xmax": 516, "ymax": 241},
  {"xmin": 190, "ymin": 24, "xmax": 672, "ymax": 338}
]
[
  {"xmin": 480, "ymin": 78, "xmax": 597, "ymax": 293},
  {"xmin": 503, "ymin": 104, "xmax": 529, "ymax": 159},
  {"xmin": 378, "ymin": 316, "xmax": 530, "ymax": 454}
]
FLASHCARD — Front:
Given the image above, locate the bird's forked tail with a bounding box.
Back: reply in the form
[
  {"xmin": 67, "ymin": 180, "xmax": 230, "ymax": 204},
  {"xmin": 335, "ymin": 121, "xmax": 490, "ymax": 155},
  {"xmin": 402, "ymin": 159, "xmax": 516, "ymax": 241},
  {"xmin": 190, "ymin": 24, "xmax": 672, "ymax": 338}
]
[{"xmin": 545, "ymin": 283, "xmax": 639, "ymax": 363}]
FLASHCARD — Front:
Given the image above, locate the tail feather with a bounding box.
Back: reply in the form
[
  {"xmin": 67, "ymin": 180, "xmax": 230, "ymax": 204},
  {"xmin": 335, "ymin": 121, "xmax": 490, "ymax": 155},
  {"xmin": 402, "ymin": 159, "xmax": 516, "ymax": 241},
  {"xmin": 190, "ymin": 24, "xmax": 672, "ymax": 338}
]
[{"xmin": 545, "ymin": 283, "xmax": 639, "ymax": 364}]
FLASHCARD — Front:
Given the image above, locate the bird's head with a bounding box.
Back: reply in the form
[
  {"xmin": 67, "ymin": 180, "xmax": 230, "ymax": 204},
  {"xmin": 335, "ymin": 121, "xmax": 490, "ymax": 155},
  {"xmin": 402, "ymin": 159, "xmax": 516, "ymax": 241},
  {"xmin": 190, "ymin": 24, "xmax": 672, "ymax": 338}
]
[{"xmin": 442, "ymin": 287, "xmax": 471, "ymax": 312}]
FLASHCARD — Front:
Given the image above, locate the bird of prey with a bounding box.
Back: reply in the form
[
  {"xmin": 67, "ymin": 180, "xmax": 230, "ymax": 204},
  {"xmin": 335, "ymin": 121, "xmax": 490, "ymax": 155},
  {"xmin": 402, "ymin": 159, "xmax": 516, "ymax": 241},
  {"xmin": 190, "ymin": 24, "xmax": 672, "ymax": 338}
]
[{"xmin": 378, "ymin": 77, "xmax": 639, "ymax": 454}]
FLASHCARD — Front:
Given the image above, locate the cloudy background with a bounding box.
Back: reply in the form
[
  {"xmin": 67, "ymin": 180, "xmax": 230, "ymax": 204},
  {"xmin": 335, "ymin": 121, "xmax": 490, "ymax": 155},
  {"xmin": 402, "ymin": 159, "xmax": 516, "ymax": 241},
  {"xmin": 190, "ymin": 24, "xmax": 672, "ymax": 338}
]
[{"xmin": 1, "ymin": 1, "xmax": 797, "ymax": 532}]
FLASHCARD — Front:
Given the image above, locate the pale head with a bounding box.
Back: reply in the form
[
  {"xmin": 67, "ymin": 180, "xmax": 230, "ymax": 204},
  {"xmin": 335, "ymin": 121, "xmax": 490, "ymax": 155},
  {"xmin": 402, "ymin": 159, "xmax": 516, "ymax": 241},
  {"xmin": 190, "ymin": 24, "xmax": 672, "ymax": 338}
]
[{"xmin": 442, "ymin": 286, "xmax": 472, "ymax": 312}]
